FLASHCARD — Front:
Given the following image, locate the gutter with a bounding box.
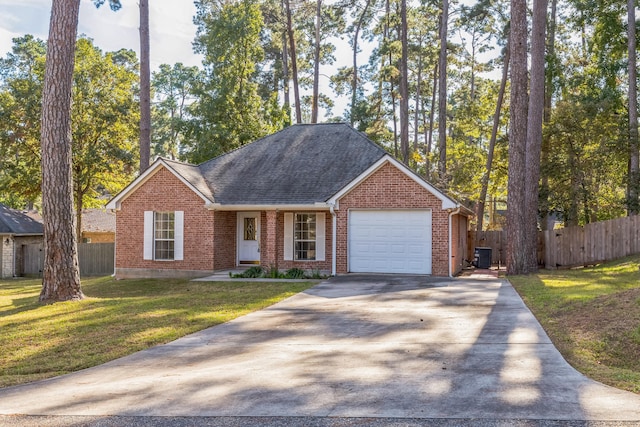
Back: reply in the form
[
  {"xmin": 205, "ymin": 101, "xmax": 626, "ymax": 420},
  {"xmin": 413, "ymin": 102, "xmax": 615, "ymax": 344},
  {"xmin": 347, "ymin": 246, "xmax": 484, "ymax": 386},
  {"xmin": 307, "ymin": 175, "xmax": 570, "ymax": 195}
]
[
  {"xmin": 448, "ymin": 206, "xmax": 461, "ymax": 278},
  {"xmin": 329, "ymin": 203, "xmax": 337, "ymax": 276},
  {"xmin": 206, "ymin": 203, "xmax": 331, "ymax": 211}
]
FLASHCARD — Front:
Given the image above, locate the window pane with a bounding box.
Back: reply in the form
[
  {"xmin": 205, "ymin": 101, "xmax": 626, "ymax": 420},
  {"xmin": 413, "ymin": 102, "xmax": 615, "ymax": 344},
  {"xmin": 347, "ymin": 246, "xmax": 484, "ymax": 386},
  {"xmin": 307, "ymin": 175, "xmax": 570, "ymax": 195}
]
[
  {"xmin": 295, "ymin": 241, "xmax": 316, "ymax": 261},
  {"xmin": 293, "ymin": 213, "xmax": 316, "ymax": 260},
  {"xmin": 154, "ymin": 211, "xmax": 175, "ymax": 260},
  {"xmin": 244, "ymin": 217, "xmax": 256, "ymax": 240}
]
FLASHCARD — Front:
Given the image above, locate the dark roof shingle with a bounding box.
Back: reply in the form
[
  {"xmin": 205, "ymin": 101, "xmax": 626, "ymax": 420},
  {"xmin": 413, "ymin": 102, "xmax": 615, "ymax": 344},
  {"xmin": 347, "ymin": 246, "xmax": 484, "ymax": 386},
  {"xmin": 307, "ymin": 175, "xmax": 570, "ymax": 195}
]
[
  {"xmin": 198, "ymin": 123, "xmax": 387, "ymax": 205},
  {"xmin": 0, "ymin": 204, "xmax": 44, "ymax": 235}
]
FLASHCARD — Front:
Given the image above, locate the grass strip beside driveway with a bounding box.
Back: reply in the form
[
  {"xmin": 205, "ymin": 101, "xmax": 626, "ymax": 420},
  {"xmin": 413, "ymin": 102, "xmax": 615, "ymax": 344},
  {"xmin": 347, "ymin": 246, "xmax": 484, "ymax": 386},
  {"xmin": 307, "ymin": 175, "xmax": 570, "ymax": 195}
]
[
  {"xmin": 0, "ymin": 276, "xmax": 315, "ymax": 388},
  {"xmin": 509, "ymin": 255, "xmax": 640, "ymax": 394}
]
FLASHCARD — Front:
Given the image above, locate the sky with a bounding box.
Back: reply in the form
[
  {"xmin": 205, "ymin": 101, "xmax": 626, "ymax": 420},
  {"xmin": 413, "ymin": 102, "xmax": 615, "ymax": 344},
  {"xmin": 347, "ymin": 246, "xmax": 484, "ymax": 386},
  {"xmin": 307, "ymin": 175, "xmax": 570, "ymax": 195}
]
[
  {"xmin": 0, "ymin": 0, "xmax": 203, "ymax": 71},
  {"xmin": 0, "ymin": 0, "xmax": 498, "ymax": 121},
  {"xmin": 0, "ymin": 0, "xmax": 352, "ymax": 119}
]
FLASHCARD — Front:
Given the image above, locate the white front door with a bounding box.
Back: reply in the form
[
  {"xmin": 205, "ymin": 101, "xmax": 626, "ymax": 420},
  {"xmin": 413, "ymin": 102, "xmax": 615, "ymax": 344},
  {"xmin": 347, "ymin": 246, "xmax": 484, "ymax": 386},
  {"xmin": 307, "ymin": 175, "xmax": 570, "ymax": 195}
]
[{"xmin": 237, "ymin": 212, "xmax": 260, "ymax": 264}]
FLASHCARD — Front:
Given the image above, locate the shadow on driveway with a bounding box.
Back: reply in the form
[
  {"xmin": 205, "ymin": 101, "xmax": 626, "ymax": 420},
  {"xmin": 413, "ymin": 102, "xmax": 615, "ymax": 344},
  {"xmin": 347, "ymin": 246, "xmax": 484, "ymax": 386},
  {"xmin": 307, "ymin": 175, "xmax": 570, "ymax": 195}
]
[{"xmin": 0, "ymin": 275, "xmax": 639, "ymax": 422}]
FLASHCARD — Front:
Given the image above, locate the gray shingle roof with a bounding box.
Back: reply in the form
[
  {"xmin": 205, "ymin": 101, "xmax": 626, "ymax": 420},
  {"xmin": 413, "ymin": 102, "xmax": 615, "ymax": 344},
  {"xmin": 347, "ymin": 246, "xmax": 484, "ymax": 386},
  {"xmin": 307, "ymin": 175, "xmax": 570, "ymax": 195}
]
[
  {"xmin": 81, "ymin": 209, "xmax": 116, "ymax": 233},
  {"xmin": 162, "ymin": 158, "xmax": 215, "ymax": 202},
  {"xmin": 197, "ymin": 123, "xmax": 387, "ymax": 205},
  {"xmin": 0, "ymin": 204, "xmax": 44, "ymax": 235}
]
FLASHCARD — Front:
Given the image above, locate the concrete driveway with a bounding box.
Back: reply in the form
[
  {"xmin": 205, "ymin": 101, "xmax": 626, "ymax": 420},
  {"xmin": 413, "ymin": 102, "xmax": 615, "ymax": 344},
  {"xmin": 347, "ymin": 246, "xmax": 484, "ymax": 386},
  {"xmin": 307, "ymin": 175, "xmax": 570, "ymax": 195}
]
[{"xmin": 1, "ymin": 275, "xmax": 640, "ymax": 424}]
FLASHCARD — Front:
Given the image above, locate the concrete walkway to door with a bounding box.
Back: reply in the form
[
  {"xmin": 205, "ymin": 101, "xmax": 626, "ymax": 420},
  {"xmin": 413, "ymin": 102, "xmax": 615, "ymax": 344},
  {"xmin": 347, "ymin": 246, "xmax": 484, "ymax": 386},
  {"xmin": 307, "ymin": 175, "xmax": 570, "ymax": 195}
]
[{"xmin": 1, "ymin": 275, "xmax": 639, "ymax": 423}]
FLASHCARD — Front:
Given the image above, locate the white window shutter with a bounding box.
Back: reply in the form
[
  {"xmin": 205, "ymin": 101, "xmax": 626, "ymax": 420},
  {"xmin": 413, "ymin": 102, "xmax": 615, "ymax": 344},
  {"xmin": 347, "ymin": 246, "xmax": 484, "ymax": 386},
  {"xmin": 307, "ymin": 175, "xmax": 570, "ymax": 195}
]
[
  {"xmin": 143, "ymin": 211, "xmax": 154, "ymax": 260},
  {"xmin": 316, "ymin": 212, "xmax": 325, "ymax": 261},
  {"xmin": 174, "ymin": 211, "xmax": 184, "ymax": 261},
  {"xmin": 284, "ymin": 212, "xmax": 293, "ymax": 261}
]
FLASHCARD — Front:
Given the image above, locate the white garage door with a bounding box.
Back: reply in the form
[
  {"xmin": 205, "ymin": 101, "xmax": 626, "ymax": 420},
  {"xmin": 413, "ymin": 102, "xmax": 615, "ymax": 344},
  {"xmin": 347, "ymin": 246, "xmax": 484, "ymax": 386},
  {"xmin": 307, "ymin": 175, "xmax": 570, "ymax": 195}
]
[{"xmin": 349, "ymin": 210, "xmax": 432, "ymax": 274}]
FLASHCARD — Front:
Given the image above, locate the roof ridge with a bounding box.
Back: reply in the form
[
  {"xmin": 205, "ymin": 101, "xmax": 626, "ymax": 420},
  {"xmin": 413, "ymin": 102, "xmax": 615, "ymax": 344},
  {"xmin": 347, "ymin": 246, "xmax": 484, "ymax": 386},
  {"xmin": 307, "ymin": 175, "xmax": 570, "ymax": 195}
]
[
  {"xmin": 159, "ymin": 157, "xmax": 197, "ymax": 167},
  {"xmin": 196, "ymin": 125, "xmax": 298, "ymax": 168},
  {"xmin": 197, "ymin": 123, "xmax": 361, "ymax": 168}
]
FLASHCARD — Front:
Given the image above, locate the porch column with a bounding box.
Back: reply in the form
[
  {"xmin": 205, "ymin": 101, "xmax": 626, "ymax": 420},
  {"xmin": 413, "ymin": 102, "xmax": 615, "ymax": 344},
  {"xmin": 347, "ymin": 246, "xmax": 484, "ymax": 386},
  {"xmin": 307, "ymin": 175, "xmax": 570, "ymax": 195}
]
[{"xmin": 262, "ymin": 210, "xmax": 278, "ymax": 268}]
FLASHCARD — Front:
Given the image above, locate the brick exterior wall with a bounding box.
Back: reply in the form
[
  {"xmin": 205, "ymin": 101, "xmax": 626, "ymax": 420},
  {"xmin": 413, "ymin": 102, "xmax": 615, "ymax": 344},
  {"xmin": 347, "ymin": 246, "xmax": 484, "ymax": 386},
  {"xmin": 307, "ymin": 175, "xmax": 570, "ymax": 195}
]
[
  {"xmin": 0, "ymin": 235, "xmax": 12, "ymax": 278},
  {"xmin": 115, "ymin": 167, "xmax": 215, "ymax": 278},
  {"xmin": 213, "ymin": 211, "xmax": 236, "ymax": 270},
  {"xmin": 335, "ymin": 162, "xmax": 451, "ymax": 276},
  {"xmin": 114, "ymin": 161, "xmax": 465, "ymax": 278}
]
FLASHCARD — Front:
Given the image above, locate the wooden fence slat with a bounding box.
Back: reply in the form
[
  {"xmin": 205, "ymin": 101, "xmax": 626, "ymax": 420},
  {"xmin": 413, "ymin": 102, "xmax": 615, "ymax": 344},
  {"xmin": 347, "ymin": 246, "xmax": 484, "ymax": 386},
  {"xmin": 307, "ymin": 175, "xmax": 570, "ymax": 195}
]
[
  {"xmin": 20, "ymin": 243, "xmax": 114, "ymax": 277},
  {"xmin": 471, "ymin": 216, "xmax": 640, "ymax": 270}
]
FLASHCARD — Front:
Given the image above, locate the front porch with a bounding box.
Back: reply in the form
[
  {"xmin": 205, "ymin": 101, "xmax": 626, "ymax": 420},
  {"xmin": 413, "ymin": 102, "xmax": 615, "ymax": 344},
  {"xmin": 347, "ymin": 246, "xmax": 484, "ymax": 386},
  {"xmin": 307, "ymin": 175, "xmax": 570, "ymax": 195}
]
[{"xmin": 220, "ymin": 210, "xmax": 332, "ymax": 274}]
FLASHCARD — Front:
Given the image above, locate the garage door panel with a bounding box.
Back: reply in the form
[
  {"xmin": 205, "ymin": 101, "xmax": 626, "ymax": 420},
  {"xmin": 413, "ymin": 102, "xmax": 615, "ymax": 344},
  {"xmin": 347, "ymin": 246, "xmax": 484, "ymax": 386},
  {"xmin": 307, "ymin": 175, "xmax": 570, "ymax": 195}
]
[{"xmin": 349, "ymin": 210, "xmax": 432, "ymax": 274}]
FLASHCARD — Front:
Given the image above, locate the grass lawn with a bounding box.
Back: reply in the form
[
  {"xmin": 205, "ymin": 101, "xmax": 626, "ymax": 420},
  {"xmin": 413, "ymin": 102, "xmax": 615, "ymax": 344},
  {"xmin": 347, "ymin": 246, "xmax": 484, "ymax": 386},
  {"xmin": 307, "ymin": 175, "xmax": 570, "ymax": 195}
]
[
  {"xmin": 509, "ymin": 255, "xmax": 640, "ymax": 394},
  {"xmin": 0, "ymin": 276, "xmax": 315, "ymax": 388}
]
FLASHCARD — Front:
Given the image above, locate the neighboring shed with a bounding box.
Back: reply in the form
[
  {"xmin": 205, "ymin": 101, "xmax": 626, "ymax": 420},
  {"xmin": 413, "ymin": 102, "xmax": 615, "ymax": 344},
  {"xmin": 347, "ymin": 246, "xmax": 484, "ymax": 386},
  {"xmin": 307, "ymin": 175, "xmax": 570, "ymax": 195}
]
[{"xmin": 0, "ymin": 204, "xmax": 44, "ymax": 278}]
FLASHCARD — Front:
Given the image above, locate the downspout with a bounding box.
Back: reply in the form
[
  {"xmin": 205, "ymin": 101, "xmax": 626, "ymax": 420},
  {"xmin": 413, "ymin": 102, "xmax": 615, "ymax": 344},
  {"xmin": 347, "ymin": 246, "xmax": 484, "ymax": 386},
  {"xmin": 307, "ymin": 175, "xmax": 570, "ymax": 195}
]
[
  {"xmin": 11, "ymin": 236, "xmax": 15, "ymax": 278},
  {"xmin": 329, "ymin": 203, "xmax": 337, "ymax": 276},
  {"xmin": 448, "ymin": 206, "xmax": 461, "ymax": 278},
  {"xmin": 109, "ymin": 209, "xmax": 117, "ymax": 278}
]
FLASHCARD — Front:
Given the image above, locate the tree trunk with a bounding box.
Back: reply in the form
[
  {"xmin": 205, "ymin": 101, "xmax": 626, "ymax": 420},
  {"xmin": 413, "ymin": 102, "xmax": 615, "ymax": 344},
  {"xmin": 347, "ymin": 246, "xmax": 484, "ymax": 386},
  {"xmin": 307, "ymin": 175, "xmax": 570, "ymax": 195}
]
[
  {"xmin": 40, "ymin": 0, "xmax": 83, "ymax": 302},
  {"xmin": 425, "ymin": 62, "xmax": 438, "ymax": 178},
  {"xmin": 285, "ymin": 0, "xmax": 302, "ymax": 124},
  {"xmin": 351, "ymin": 0, "xmax": 372, "ymax": 124},
  {"xmin": 311, "ymin": 0, "xmax": 321, "ymax": 123},
  {"xmin": 282, "ymin": 28, "xmax": 291, "ymax": 123},
  {"xmin": 628, "ymin": 0, "xmax": 639, "ymax": 215},
  {"xmin": 506, "ymin": 0, "xmax": 529, "ymax": 275},
  {"xmin": 540, "ymin": 0, "xmax": 557, "ymax": 231},
  {"xmin": 524, "ymin": 0, "xmax": 547, "ymax": 271},
  {"xmin": 476, "ymin": 40, "xmax": 509, "ymax": 232},
  {"xmin": 414, "ymin": 39, "xmax": 423, "ymax": 154},
  {"xmin": 386, "ymin": 0, "xmax": 398, "ymax": 157},
  {"xmin": 139, "ymin": 0, "xmax": 151, "ymax": 173},
  {"xmin": 399, "ymin": 0, "xmax": 409, "ymax": 163},
  {"xmin": 437, "ymin": 0, "xmax": 448, "ymax": 186}
]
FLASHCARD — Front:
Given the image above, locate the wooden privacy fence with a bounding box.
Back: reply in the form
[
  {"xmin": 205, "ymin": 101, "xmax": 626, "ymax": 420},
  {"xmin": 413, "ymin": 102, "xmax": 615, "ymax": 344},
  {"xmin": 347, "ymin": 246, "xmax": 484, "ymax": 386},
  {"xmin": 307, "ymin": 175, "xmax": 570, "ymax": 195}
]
[
  {"xmin": 469, "ymin": 216, "xmax": 640, "ymax": 269},
  {"xmin": 21, "ymin": 243, "xmax": 114, "ymax": 277},
  {"xmin": 544, "ymin": 216, "xmax": 640, "ymax": 269},
  {"xmin": 468, "ymin": 230, "xmax": 545, "ymax": 267},
  {"xmin": 468, "ymin": 230, "xmax": 507, "ymax": 266}
]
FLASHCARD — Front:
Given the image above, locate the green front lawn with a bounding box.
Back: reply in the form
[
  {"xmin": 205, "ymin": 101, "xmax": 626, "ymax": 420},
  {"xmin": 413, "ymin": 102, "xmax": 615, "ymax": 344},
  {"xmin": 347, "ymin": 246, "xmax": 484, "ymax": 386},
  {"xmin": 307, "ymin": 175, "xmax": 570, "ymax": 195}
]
[
  {"xmin": 509, "ymin": 255, "xmax": 640, "ymax": 393},
  {"xmin": 0, "ymin": 276, "xmax": 314, "ymax": 388}
]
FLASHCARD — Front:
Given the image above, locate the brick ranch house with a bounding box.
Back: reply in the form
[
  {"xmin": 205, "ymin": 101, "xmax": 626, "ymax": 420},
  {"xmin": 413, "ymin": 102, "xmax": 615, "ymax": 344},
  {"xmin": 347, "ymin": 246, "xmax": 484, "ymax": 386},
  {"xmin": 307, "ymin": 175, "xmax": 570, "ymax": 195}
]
[{"xmin": 106, "ymin": 123, "xmax": 471, "ymax": 278}]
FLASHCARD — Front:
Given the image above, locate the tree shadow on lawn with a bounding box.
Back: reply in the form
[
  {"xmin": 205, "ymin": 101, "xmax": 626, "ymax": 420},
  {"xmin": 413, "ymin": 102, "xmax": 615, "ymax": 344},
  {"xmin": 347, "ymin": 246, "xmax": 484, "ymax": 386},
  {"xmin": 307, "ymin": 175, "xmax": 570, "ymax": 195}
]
[{"xmin": 0, "ymin": 278, "xmax": 313, "ymax": 388}]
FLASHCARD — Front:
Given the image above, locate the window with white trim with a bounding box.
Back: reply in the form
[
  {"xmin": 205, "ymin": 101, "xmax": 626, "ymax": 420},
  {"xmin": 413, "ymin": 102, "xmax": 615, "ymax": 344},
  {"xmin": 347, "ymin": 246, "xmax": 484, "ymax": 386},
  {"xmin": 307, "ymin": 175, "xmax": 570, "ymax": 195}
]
[
  {"xmin": 294, "ymin": 213, "xmax": 316, "ymax": 260},
  {"xmin": 143, "ymin": 210, "xmax": 184, "ymax": 261},
  {"xmin": 154, "ymin": 212, "xmax": 175, "ymax": 260},
  {"xmin": 283, "ymin": 212, "xmax": 325, "ymax": 262}
]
